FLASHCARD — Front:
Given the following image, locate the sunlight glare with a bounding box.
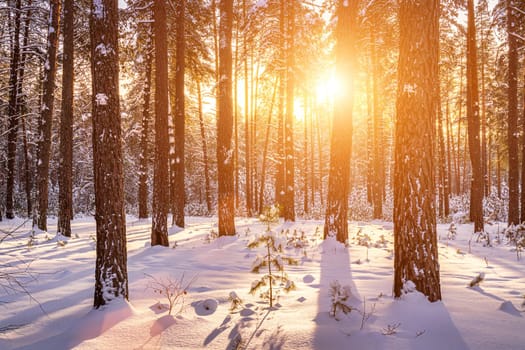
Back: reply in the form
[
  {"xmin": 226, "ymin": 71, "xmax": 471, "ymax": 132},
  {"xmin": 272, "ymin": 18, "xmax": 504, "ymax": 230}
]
[{"xmin": 316, "ymin": 72, "xmax": 341, "ymax": 104}]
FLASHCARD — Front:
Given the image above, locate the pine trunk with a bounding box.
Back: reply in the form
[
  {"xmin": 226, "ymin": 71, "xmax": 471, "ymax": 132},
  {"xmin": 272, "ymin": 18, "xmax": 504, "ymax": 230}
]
[
  {"xmin": 36, "ymin": 0, "xmax": 61, "ymax": 231},
  {"xmin": 151, "ymin": 0, "xmax": 170, "ymax": 246},
  {"xmin": 58, "ymin": 0, "xmax": 74, "ymax": 236},
  {"xmin": 466, "ymin": 0, "xmax": 484, "ymax": 233},
  {"xmin": 172, "ymin": 0, "xmax": 185, "ymax": 228},
  {"xmin": 393, "ymin": 0, "xmax": 441, "ymax": 302},
  {"xmin": 283, "ymin": 0, "xmax": 295, "ymax": 222},
  {"xmin": 243, "ymin": 0, "xmax": 252, "ymax": 217},
  {"xmin": 90, "ymin": 0, "xmax": 128, "ymax": 308},
  {"xmin": 371, "ymin": 27, "xmax": 383, "ymax": 219},
  {"xmin": 5, "ymin": 0, "xmax": 22, "ymax": 220},
  {"xmin": 274, "ymin": 0, "xmax": 285, "ymax": 212},
  {"xmin": 18, "ymin": 1, "xmax": 33, "ymax": 218},
  {"xmin": 507, "ymin": 0, "xmax": 519, "ymax": 226},
  {"xmin": 323, "ymin": 0, "xmax": 356, "ymax": 243},
  {"xmin": 138, "ymin": 27, "xmax": 152, "ymax": 219},
  {"xmin": 217, "ymin": 0, "xmax": 235, "ymax": 235},
  {"xmin": 521, "ymin": 72, "xmax": 525, "ymax": 222}
]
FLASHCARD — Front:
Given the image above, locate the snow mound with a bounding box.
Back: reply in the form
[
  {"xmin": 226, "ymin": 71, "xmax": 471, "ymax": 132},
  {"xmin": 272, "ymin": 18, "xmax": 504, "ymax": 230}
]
[
  {"xmin": 193, "ymin": 298, "xmax": 219, "ymax": 316},
  {"xmin": 498, "ymin": 300, "xmax": 522, "ymax": 317}
]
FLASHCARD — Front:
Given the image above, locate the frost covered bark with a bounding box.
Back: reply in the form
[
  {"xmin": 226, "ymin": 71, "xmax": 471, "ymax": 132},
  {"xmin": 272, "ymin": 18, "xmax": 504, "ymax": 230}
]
[
  {"xmin": 5, "ymin": 0, "xmax": 22, "ymax": 220},
  {"xmin": 151, "ymin": 0, "xmax": 170, "ymax": 246},
  {"xmin": 171, "ymin": 0, "xmax": 185, "ymax": 228},
  {"xmin": 90, "ymin": 0, "xmax": 128, "ymax": 307},
  {"xmin": 138, "ymin": 23, "xmax": 152, "ymax": 220},
  {"xmin": 393, "ymin": 0, "xmax": 441, "ymax": 302},
  {"xmin": 507, "ymin": 0, "xmax": 519, "ymax": 226},
  {"xmin": 466, "ymin": 0, "xmax": 484, "ymax": 233},
  {"xmin": 58, "ymin": 0, "xmax": 75, "ymax": 237},
  {"xmin": 324, "ymin": 0, "xmax": 357, "ymax": 243},
  {"xmin": 217, "ymin": 0, "xmax": 235, "ymax": 235},
  {"xmin": 36, "ymin": 0, "xmax": 61, "ymax": 231},
  {"xmin": 283, "ymin": 0, "xmax": 295, "ymax": 222}
]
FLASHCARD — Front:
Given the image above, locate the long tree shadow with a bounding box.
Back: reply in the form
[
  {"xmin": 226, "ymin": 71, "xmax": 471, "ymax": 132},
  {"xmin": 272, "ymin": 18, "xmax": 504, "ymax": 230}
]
[{"xmin": 313, "ymin": 236, "xmax": 365, "ymax": 348}]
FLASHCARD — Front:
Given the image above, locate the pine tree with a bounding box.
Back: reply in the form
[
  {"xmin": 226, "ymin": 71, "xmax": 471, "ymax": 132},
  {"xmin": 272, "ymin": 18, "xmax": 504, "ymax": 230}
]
[
  {"xmin": 217, "ymin": 0, "xmax": 236, "ymax": 235},
  {"xmin": 5, "ymin": 0, "xmax": 22, "ymax": 220},
  {"xmin": 466, "ymin": 0, "xmax": 484, "ymax": 233},
  {"xmin": 36, "ymin": 0, "xmax": 61, "ymax": 231},
  {"xmin": 248, "ymin": 210, "xmax": 297, "ymax": 307},
  {"xmin": 171, "ymin": 0, "xmax": 186, "ymax": 228},
  {"xmin": 324, "ymin": 0, "xmax": 357, "ymax": 243},
  {"xmin": 151, "ymin": 0, "xmax": 170, "ymax": 246},
  {"xmin": 90, "ymin": 0, "xmax": 128, "ymax": 308},
  {"xmin": 393, "ymin": 0, "xmax": 441, "ymax": 302},
  {"xmin": 58, "ymin": 0, "xmax": 75, "ymax": 237},
  {"xmin": 507, "ymin": 0, "xmax": 519, "ymax": 226}
]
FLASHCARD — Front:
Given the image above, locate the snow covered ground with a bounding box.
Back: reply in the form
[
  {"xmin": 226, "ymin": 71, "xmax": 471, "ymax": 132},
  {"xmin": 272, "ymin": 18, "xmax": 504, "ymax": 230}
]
[{"xmin": 1, "ymin": 216, "xmax": 524, "ymax": 349}]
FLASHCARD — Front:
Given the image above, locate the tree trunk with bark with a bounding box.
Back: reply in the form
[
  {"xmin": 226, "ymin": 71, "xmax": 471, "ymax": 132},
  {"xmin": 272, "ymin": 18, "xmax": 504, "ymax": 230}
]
[
  {"xmin": 90, "ymin": 0, "xmax": 128, "ymax": 308},
  {"xmin": 393, "ymin": 0, "xmax": 441, "ymax": 302},
  {"xmin": 324, "ymin": 0, "xmax": 356, "ymax": 243},
  {"xmin": 171, "ymin": 0, "xmax": 186, "ymax": 228},
  {"xmin": 151, "ymin": 0, "xmax": 170, "ymax": 246},
  {"xmin": 138, "ymin": 24, "xmax": 152, "ymax": 219},
  {"xmin": 274, "ymin": 0, "xmax": 285, "ymax": 212},
  {"xmin": 217, "ymin": 0, "xmax": 235, "ymax": 235},
  {"xmin": 5, "ymin": 0, "xmax": 22, "ymax": 220},
  {"xmin": 58, "ymin": 0, "xmax": 74, "ymax": 236},
  {"xmin": 466, "ymin": 0, "xmax": 484, "ymax": 233},
  {"xmin": 283, "ymin": 0, "xmax": 295, "ymax": 222},
  {"xmin": 36, "ymin": 0, "xmax": 61, "ymax": 231},
  {"xmin": 507, "ymin": 0, "xmax": 519, "ymax": 226}
]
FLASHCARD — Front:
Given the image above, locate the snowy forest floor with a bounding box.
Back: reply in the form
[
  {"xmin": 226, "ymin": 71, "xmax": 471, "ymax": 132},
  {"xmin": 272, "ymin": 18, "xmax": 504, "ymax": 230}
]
[{"xmin": 1, "ymin": 216, "xmax": 524, "ymax": 349}]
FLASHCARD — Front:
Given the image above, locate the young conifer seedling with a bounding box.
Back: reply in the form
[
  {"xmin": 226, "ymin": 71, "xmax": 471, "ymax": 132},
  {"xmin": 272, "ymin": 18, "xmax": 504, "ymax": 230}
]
[{"xmin": 248, "ymin": 206, "xmax": 297, "ymax": 307}]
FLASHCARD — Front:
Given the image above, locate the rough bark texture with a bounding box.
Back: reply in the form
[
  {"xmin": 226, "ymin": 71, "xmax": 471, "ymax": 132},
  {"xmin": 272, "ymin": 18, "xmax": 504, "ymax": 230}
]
[
  {"xmin": 274, "ymin": 0, "xmax": 285, "ymax": 213},
  {"xmin": 138, "ymin": 27, "xmax": 152, "ymax": 219},
  {"xmin": 18, "ymin": 1, "xmax": 33, "ymax": 218},
  {"xmin": 36, "ymin": 0, "xmax": 61, "ymax": 231},
  {"xmin": 5, "ymin": 0, "xmax": 22, "ymax": 220},
  {"xmin": 323, "ymin": 0, "xmax": 356, "ymax": 243},
  {"xmin": 151, "ymin": 0, "xmax": 170, "ymax": 246},
  {"xmin": 58, "ymin": 0, "xmax": 74, "ymax": 237},
  {"xmin": 90, "ymin": 0, "xmax": 128, "ymax": 308},
  {"xmin": 521, "ymin": 71, "xmax": 525, "ymax": 222},
  {"xmin": 466, "ymin": 0, "xmax": 484, "ymax": 233},
  {"xmin": 283, "ymin": 0, "xmax": 295, "ymax": 222},
  {"xmin": 507, "ymin": 0, "xmax": 519, "ymax": 226},
  {"xmin": 243, "ymin": 0, "xmax": 252, "ymax": 217},
  {"xmin": 217, "ymin": 0, "xmax": 235, "ymax": 235},
  {"xmin": 172, "ymin": 0, "xmax": 185, "ymax": 228},
  {"xmin": 393, "ymin": 0, "xmax": 441, "ymax": 302},
  {"xmin": 371, "ymin": 25, "xmax": 383, "ymax": 219}
]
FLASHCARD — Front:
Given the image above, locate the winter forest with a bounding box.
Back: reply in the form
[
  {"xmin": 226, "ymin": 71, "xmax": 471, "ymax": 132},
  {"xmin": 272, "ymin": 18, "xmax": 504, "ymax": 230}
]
[{"xmin": 1, "ymin": 0, "xmax": 525, "ymax": 349}]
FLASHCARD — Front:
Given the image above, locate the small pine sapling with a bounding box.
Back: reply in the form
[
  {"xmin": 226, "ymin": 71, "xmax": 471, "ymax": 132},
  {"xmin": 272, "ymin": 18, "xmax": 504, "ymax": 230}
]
[
  {"xmin": 447, "ymin": 223, "xmax": 457, "ymax": 240},
  {"xmin": 248, "ymin": 229, "xmax": 297, "ymax": 307},
  {"xmin": 505, "ymin": 224, "xmax": 525, "ymax": 260},
  {"xmin": 328, "ymin": 280, "xmax": 353, "ymax": 320},
  {"xmin": 287, "ymin": 229, "xmax": 309, "ymax": 249},
  {"xmin": 259, "ymin": 205, "xmax": 280, "ymax": 229}
]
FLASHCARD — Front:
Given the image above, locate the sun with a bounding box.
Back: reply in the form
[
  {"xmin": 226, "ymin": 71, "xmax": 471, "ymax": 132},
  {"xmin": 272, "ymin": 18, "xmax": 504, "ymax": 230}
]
[{"xmin": 316, "ymin": 71, "xmax": 341, "ymax": 103}]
